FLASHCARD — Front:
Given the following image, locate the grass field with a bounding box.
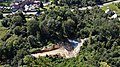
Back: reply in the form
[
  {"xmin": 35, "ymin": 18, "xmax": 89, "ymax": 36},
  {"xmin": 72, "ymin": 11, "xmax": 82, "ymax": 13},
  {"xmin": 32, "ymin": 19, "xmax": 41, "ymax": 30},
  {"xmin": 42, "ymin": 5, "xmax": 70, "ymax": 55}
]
[
  {"xmin": 39, "ymin": 4, "xmax": 56, "ymax": 11},
  {"xmin": 101, "ymin": 3, "xmax": 120, "ymax": 14},
  {"xmin": 0, "ymin": 19, "xmax": 9, "ymax": 39},
  {"xmin": 0, "ymin": 27, "xmax": 8, "ymax": 39},
  {"xmin": 0, "ymin": 27, "xmax": 8, "ymax": 46},
  {"xmin": 0, "ymin": 20, "xmax": 2, "ymax": 27},
  {"xmin": 40, "ymin": 4, "xmax": 65, "ymax": 11}
]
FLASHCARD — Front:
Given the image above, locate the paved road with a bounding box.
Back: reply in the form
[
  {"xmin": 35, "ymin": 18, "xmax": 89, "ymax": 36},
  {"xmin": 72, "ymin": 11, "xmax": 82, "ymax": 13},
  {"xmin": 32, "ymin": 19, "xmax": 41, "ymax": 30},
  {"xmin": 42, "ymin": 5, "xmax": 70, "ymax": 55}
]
[
  {"xmin": 73, "ymin": 0, "xmax": 120, "ymax": 11},
  {"xmin": 2, "ymin": 11, "xmax": 38, "ymax": 16},
  {"xmin": 3, "ymin": 0, "xmax": 120, "ymax": 16},
  {"xmin": 99, "ymin": 0, "xmax": 120, "ymax": 7},
  {"xmin": 2, "ymin": 2, "xmax": 51, "ymax": 16},
  {"xmin": 43, "ymin": 2, "xmax": 51, "ymax": 6}
]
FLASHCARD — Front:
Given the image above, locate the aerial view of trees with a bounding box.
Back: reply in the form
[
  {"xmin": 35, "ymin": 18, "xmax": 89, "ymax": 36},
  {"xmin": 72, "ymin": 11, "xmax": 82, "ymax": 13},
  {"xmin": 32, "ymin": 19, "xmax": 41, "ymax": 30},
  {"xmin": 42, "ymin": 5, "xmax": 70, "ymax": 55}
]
[
  {"xmin": 0, "ymin": 12, "xmax": 3, "ymax": 19},
  {"xmin": 55, "ymin": 0, "xmax": 116, "ymax": 7},
  {"xmin": 0, "ymin": 0, "xmax": 120, "ymax": 67}
]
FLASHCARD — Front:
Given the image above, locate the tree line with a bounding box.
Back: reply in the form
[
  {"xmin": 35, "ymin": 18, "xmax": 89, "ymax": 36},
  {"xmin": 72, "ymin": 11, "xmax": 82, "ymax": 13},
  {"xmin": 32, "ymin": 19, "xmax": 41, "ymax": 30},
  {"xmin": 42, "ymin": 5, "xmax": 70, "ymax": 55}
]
[{"xmin": 0, "ymin": 2, "xmax": 120, "ymax": 67}]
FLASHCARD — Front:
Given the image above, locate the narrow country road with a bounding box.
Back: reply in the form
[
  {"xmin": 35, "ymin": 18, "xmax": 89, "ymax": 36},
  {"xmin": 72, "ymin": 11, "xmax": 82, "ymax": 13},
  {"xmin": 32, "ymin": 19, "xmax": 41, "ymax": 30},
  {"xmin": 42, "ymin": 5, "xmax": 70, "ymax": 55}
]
[
  {"xmin": 2, "ymin": 2, "xmax": 51, "ymax": 16},
  {"xmin": 78, "ymin": 0, "xmax": 120, "ymax": 10},
  {"xmin": 99, "ymin": 0, "xmax": 120, "ymax": 7},
  {"xmin": 2, "ymin": 0, "xmax": 120, "ymax": 16}
]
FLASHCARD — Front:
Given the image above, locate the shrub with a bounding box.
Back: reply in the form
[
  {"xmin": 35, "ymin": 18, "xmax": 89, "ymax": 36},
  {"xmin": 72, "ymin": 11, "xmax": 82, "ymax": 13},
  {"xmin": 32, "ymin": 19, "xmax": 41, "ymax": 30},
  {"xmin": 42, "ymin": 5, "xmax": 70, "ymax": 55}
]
[
  {"xmin": 0, "ymin": 12, "xmax": 3, "ymax": 19},
  {"xmin": 1, "ymin": 18, "xmax": 9, "ymax": 27},
  {"xmin": 13, "ymin": 26, "xmax": 21, "ymax": 35},
  {"xmin": 117, "ymin": 2, "xmax": 120, "ymax": 9}
]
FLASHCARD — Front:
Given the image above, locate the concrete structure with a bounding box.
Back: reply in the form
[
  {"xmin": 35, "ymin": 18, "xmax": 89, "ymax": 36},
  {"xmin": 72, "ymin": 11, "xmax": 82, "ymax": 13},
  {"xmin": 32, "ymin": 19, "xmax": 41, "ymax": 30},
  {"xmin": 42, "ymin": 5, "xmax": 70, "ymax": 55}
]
[
  {"xmin": 11, "ymin": 0, "xmax": 40, "ymax": 11},
  {"xmin": 105, "ymin": 9, "xmax": 118, "ymax": 19},
  {"xmin": 0, "ymin": 0, "xmax": 4, "ymax": 2},
  {"xmin": 111, "ymin": 14, "xmax": 117, "ymax": 19},
  {"xmin": 105, "ymin": 9, "xmax": 110, "ymax": 13}
]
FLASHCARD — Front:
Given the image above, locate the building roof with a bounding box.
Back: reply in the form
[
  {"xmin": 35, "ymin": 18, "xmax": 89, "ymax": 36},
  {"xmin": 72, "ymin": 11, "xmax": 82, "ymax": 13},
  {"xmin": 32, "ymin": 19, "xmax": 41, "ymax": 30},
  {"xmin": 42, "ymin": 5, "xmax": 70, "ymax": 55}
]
[
  {"xmin": 111, "ymin": 14, "xmax": 117, "ymax": 19},
  {"xmin": 0, "ymin": 0, "xmax": 4, "ymax": 2}
]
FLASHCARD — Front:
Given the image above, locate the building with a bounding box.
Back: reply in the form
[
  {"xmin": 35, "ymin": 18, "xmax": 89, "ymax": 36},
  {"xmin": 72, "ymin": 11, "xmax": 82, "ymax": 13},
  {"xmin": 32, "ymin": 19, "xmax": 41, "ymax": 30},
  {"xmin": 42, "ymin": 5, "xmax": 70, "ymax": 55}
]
[
  {"xmin": 0, "ymin": 0, "xmax": 4, "ymax": 2},
  {"xmin": 111, "ymin": 14, "xmax": 117, "ymax": 19},
  {"xmin": 11, "ymin": 0, "xmax": 40, "ymax": 12},
  {"xmin": 105, "ymin": 9, "xmax": 117, "ymax": 19}
]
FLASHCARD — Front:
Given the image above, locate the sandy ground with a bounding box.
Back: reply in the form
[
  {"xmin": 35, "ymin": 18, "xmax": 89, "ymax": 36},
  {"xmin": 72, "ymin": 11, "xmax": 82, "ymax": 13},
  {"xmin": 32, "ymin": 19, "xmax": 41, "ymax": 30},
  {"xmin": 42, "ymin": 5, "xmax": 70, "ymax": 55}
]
[
  {"xmin": 31, "ymin": 47, "xmax": 69, "ymax": 58},
  {"xmin": 31, "ymin": 37, "xmax": 95, "ymax": 58}
]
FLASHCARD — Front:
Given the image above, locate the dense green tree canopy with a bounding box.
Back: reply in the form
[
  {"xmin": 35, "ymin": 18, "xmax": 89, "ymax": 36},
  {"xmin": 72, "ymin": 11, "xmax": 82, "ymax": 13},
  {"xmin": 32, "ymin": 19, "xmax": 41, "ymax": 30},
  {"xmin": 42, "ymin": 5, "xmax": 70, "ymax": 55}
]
[{"xmin": 0, "ymin": 1, "xmax": 120, "ymax": 67}]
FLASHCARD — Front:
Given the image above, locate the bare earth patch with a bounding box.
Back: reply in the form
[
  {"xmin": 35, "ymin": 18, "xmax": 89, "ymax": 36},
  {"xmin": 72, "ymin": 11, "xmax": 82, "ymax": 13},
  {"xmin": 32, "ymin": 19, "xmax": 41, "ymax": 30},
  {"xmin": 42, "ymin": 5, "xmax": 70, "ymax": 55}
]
[{"xmin": 31, "ymin": 37, "xmax": 94, "ymax": 58}]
